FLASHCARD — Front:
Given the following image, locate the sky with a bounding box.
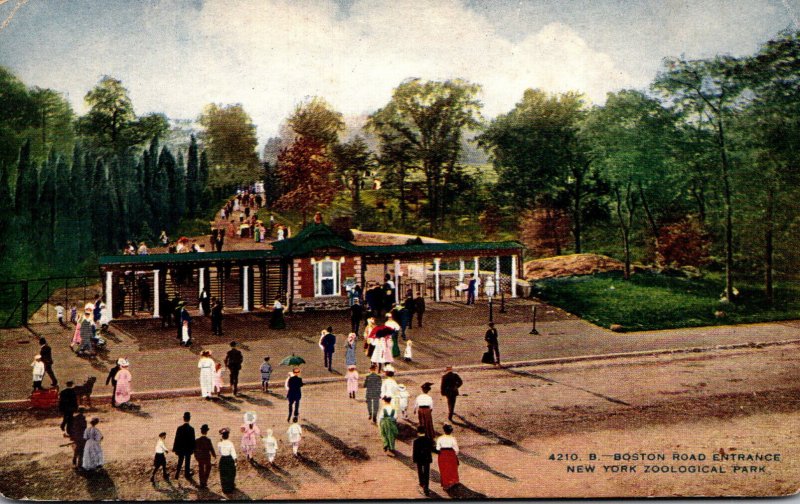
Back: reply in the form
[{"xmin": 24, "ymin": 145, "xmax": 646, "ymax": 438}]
[{"xmin": 1, "ymin": 0, "xmax": 798, "ymax": 145}]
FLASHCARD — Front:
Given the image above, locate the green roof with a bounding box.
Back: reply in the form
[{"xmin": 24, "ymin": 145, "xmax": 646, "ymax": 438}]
[
  {"xmin": 270, "ymin": 223, "xmax": 362, "ymax": 257},
  {"xmin": 359, "ymin": 241, "xmax": 524, "ymax": 256},
  {"xmin": 99, "ymin": 249, "xmax": 278, "ymax": 267}
]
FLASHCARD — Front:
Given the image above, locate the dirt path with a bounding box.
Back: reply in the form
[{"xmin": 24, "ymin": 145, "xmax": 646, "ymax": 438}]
[{"xmin": 1, "ymin": 344, "xmax": 798, "ymax": 499}]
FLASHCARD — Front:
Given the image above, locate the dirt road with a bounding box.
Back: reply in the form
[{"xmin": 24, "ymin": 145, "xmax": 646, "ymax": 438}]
[{"xmin": 1, "ymin": 343, "xmax": 798, "ymax": 500}]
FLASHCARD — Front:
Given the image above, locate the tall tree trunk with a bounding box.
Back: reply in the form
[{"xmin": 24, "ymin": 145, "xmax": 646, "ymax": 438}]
[
  {"xmin": 765, "ymin": 184, "xmax": 774, "ymax": 304},
  {"xmin": 638, "ymin": 183, "xmax": 661, "ymax": 265},
  {"xmin": 717, "ymin": 116, "xmax": 735, "ymax": 302},
  {"xmin": 614, "ymin": 184, "xmax": 636, "ymax": 281},
  {"xmin": 572, "ymin": 171, "xmax": 583, "ymax": 253}
]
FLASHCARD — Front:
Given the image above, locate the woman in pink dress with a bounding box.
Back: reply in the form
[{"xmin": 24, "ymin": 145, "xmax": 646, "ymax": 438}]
[
  {"xmin": 214, "ymin": 362, "xmax": 225, "ymax": 395},
  {"xmin": 114, "ymin": 359, "xmax": 132, "ymax": 407},
  {"xmin": 240, "ymin": 416, "xmax": 261, "ymax": 460},
  {"xmin": 345, "ymin": 365, "xmax": 359, "ymax": 399}
]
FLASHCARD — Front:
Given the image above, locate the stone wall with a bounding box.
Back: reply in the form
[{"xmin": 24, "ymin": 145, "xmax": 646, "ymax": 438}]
[{"xmin": 291, "ymin": 296, "xmax": 350, "ymax": 312}]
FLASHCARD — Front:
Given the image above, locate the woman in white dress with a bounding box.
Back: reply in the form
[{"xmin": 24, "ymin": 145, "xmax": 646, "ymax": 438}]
[
  {"xmin": 198, "ymin": 351, "xmax": 215, "ymax": 399},
  {"xmin": 370, "ymin": 333, "xmax": 386, "ymax": 371}
]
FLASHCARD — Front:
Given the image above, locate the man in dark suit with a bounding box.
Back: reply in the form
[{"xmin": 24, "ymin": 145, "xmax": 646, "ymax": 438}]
[
  {"xmin": 39, "ymin": 338, "xmax": 58, "ymax": 387},
  {"xmin": 319, "ymin": 327, "xmax": 336, "ymax": 372},
  {"xmin": 440, "ymin": 366, "xmax": 463, "ymax": 421},
  {"xmin": 350, "ymin": 299, "xmax": 363, "ymax": 335},
  {"xmin": 412, "ymin": 426, "xmax": 434, "ymax": 496},
  {"xmin": 225, "ymin": 341, "xmax": 243, "ymax": 395},
  {"xmin": 172, "ymin": 411, "xmax": 196, "ymax": 479},
  {"xmin": 415, "ymin": 295, "xmax": 425, "ymax": 327},
  {"xmin": 364, "ymin": 364, "xmax": 382, "ymax": 423},
  {"xmin": 58, "ymin": 381, "xmax": 78, "ymax": 432},
  {"xmin": 194, "ymin": 424, "xmax": 216, "ymax": 488},
  {"xmin": 210, "ymin": 298, "xmax": 223, "ymax": 336},
  {"xmin": 485, "ymin": 322, "xmax": 500, "ymax": 365}
]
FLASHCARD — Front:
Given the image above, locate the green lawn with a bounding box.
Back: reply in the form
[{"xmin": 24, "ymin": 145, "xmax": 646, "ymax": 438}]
[{"xmin": 536, "ymin": 271, "xmax": 800, "ymax": 331}]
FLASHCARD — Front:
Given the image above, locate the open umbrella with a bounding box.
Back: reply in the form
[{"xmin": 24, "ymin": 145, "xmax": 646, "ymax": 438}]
[
  {"xmin": 369, "ymin": 325, "xmax": 394, "ymax": 339},
  {"xmin": 280, "ymin": 354, "xmax": 306, "ymax": 366}
]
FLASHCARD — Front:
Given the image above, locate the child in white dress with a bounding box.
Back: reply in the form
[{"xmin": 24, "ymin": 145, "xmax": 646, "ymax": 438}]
[
  {"xmin": 262, "ymin": 428, "xmax": 278, "ymax": 464},
  {"xmin": 287, "ymin": 418, "xmax": 302, "ymax": 456}
]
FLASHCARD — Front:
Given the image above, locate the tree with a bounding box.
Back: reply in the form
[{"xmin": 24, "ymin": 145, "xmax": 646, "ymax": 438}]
[
  {"xmin": 185, "ymin": 134, "xmax": 200, "ymax": 217},
  {"xmin": 77, "ymin": 76, "xmax": 136, "ymax": 153},
  {"xmin": 478, "ymin": 89, "xmax": 593, "ymax": 252},
  {"xmin": 371, "ymin": 128, "xmax": 415, "ymax": 227},
  {"xmin": 288, "ymin": 97, "xmax": 344, "ymax": 146},
  {"xmin": 274, "ymin": 136, "xmax": 340, "ymax": 225},
  {"xmin": 331, "ymin": 136, "xmax": 373, "ymax": 207},
  {"xmin": 369, "ymin": 78, "xmax": 482, "ymax": 233},
  {"xmin": 198, "ymin": 103, "xmax": 260, "ymax": 191},
  {"xmin": 653, "ymin": 56, "xmax": 748, "ymax": 301},
  {"xmin": 28, "ymin": 87, "xmax": 76, "ymax": 162}
]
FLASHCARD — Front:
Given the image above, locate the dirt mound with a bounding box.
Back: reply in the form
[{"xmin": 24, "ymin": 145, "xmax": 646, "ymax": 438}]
[
  {"xmin": 351, "ymin": 230, "xmax": 445, "ymax": 246},
  {"xmin": 524, "ymin": 253, "xmax": 624, "ymax": 281}
]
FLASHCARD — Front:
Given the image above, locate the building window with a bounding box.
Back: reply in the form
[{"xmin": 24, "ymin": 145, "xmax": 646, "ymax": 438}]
[{"xmin": 314, "ymin": 260, "xmax": 340, "ymax": 297}]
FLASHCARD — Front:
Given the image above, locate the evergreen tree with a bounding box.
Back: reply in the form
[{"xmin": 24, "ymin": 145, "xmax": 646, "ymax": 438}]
[
  {"xmin": 186, "ymin": 134, "xmax": 199, "ymax": 217},
  {"xmin": 151, "ymin": 146, "xmax": 170, "ymax": 233},
  {"xmin": 175, "ymin": 150, "xmax": 187, "ymax": 221},
  {"xmin": 14, "ymin": 140, "xmax": 36, "ymax": 217},
  {"xmin": 198, "ymin": 150, "xmax": 210, "ymax": 211}
]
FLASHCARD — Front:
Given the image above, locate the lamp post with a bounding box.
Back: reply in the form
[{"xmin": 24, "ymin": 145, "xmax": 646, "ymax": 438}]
[
  {"xmin": 485, "ymin": 276, "xmax": 495, "ymax": 323},
  {"xmin": 529, "ymin": 304, "xmax": 539, "ymax": 335}
]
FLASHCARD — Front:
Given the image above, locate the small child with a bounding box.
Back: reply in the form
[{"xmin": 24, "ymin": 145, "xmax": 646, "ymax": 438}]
[
  {"xmin": 345, "ymin": 365, "xmax": 359, "ymax": 399},
  {"xmin": 181, "ymin": 320, "xmax": 191, "ymax": 346},
  {"xmin": 31, "ymin": 354, "xmax": 44, "ymax": 391},
  {"xmin": 214, "ymin": 362, "xmax": 224, "ymax": 395},
  {"xmin": 151, "ymin": 432, "xmax": 170, "ymax": 482},
  {"xmin": 69, "ymin": 304, "xmax": 77, "ymax": 324},
  {"xmin": 262, "ymin": 428, "xmax": 278, "ymax": 464},
  {"xmin": 396, "ymin": 383, "xmax": 410, "ymax": 419},
  {"xmin": 55, "ymin": 303, "xmax": 65, "ymax": 326},
  {"xmin": 287, "ymin": 417, "xmax": 302, "ymax": 456},
  {"xmin": 260, "ymin": 357, "xmax": 273, "ymax": 393},
  {"xmin": 403, "ymin": 340, "xmax": 413, "ymax": 362}
]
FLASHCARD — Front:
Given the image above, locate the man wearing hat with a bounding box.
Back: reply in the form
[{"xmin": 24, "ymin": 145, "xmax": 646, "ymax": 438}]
[
  {"xmin": 485, "ymin": 322, "xmax": 500, "ymax": 366},
  {"xmin": 319, "ymin": 327, "xmax": 337, "ymax": 372},
  {"xmin": 364, "ymin": 364, "xmax": 382, "ymax": 423},
  {"xmin": 285, "ymin": 367, "xmax": 303, "ymax": 422},
  {"xmin": 440, "ymin": 366, "xmax": 463, "ymax": 422},
  {"xmin": 225, "ymin": 342, "xmax": 244, "ymax": 395},
  {"xmin": 58, "ymin": 381, "xmax": 78, "ymax": 432},
  {"xmin": 38, "ymin": 337, "xmax": 57, "ymax": 387},
  {"xmin": 194, "ymin": 424, "xmax": 216, "ymax": 488},
  {"xmin": 173, "ymin": 412, "xmax": 196, "ymax": 479}
]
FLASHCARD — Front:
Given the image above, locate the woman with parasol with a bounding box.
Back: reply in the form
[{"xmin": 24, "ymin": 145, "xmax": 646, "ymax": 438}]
[{"xmin": 369, "ymin": 324, "xmax": 393, "ymax": 372}]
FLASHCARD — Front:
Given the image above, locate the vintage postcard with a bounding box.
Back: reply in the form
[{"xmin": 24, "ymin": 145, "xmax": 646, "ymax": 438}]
[{"xmin": 0, "ymin": 0, "xmax": 798, "ymax": 500}]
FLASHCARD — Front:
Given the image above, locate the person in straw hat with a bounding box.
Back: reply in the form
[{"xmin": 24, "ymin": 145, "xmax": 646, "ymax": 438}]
[{"xmin": 114, "ymin": 358, "xmax": 132, "ymax": 407}]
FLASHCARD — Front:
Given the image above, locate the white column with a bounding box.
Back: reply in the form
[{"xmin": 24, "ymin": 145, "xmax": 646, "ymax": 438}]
[
  {"xmin": 458, "ymin": 259, "xmax": 465, "ymax": 283},
  {"xmin": 473, "ymin": 256, "xmax": 479, "ymax": 280},
  {"xmin": 511, "ymin": 254, "xmax": 518, "ymax": 298},
  {"xmin": 198, "ymin": 268, "xmax": 206, "ymax": 315},
  {"xmin": 153, "ymin": 270, "xmax": 160, "ymax": 318},
  {"xmin": 393, "ymin": 259, "xmax": 401, "ymax": 304},
  {"xmin": 495, "ymin": 256, "xmax": 501, "ymax": 294},
  {"xmin": 434, "ymin": 258, "xmax": 441, "ymax": 302},
  {"xmin": 105, "ymin": 271, "xmax": 113, "ymax": 319},
  {"xmin": 242, "ymin": 265, "xmax": 250, "ymax": 312}
]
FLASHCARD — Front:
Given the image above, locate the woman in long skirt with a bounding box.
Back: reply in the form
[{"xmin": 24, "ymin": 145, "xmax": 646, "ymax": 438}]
[
  {"xmin": 218, "ymin": 428, "xmax": 237, "ymax": 493},
  {"xmin": 269, "ymin": 298, "xmax": 286, "ymax": 329},
  {"xmin": 436, "ymin": 424, "xmax": 460, "ymax": 490},
  {"xmin": 386, "ymin": 315, "xmax": 401, "ymax": 358},
  {"xmin": 114, "ymin": 359, "xmax": 132, "ymax": 407},
  {"xmin": 82, "ymin": 418, "xmax": 104, "ymax": 471},
  {"xmin": 363, "ymin": 317, "xmax": 376, "ymax": 356},
  {"xmin": 198, "ymin": 351, "xmax": 215, "ymax": 399},
  {"xmin": 344, "ymin": 333, "xmax": 357, "ymax": 367},
  {"xmin": 414, "ymin": 382, "xmax": 436, "ymax": 439},
  {"xmin": 377, "ymin": 396, "xmax": 399, "ymax": 456}
]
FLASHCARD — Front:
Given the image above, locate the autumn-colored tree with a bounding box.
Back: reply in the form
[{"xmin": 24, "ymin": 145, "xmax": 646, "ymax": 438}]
[
  {"xmin": 657, "ymin": 218, "xmax": 712, "ymax": 268},
  {"xmin": 274, "ymin": 137, "xmax": 340, "ymax": 225},
  {"xmin": 519, "ymin": 207, "xmax": 573, "ymax": 257}
]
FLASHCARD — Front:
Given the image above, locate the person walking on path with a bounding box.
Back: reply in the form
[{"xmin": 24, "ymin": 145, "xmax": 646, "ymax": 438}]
[
  {"xmin": 350, "ymin": 298, "xmax": 363, "ymax": 335},
  {"xmin": 59, "ymin": 381, "xmax": 78, "ymax": 432},
  {"xmin": 415, "ymin": 295, "xmax": 425, "ymax": 327},
  {"xmin": 38, "ymin": 338, "xmax": 58, "ymax": 387},
  {"xmin": 466, "ymin": 275, "xmax": 477, "ymax": 305},
  {"xmin": 484, "ymin": 322, "xmax": 500, "ymax": 365},
  {"xmin": 31, "ymin": 354, "xmax": 44, "ymax": 391},
  {"xmin": 262, "ymin": 429, "xmax": 278, "ymax": 464},
  {"xmin": 385, "ymin": 314, "xmax": 401, "ymax": 359},
  {"xmin": 151, "ymin": 432, "xmax": 170, "ymax": 483},
  {"xmin": 404, "ymin": 290, "xmax": 416, "ymax": 329},
  {"xmin": 413, "ymin": 426, "xmax": 434, "ymax": 496},
  {"xmin": 344, "ymin": 332, "xmax": 357, "ymax": 367},
  {"xmin": 82, "ymin": 417, "xmax": 104, "ymax": 471},
  {"xmin": 114, "ymin": 359, "xmax": 132, "ymax": 407},
  {"xmin": 198, "ymin": 351, "xmax": 215, "ymax": 399},
  {"xmin": 173, "ymin": 412, "xmax": 196, "ymax": 480},
  {"xmin": 345, "ymin": 365, "xmax": 359, "ymax": 399},
  {"xmin": 377, "ymin": 396, "xmax": 399, "ymax": 456},
  {"xmin": 68, "ymin": 408, "xmax": 87, "ymax": 468},
  {"xmin": 260, "ymin": 357, "xmax": 272, "ymax": 393},
  {"xmin": 269, "ymin": 297, "xmax": 286, "ymax": 329},
  {"xmin": 217, "ymin": 428, "xmax": 237, "ymax": 493},
  {"xmin": 194, "ymin": 424, "xmax": 216, "ymax": 489},
  {"xmin": 77, "ymin": 304, "xmax": 96, "ymax": 356},
  {"xmin": 287, "ymin": 417, "xmax": 302, "ymax": 456},
  {"xmin": 319, "ymin": 327, "xmax": 337, "ymax": 372},
  {"xmin": 414, "ymin": 383, "xmax": 436, "ymax": 439},
  {"xmin": 106, "ymin": 360, "xmax": 121, "ymax": 406},
  {"xmin": 364, "ymin": 364, "xmax": 382, "ymax": 423},
  {"xmin": 436, "ymin": 424, "xmax": 460, "ymax": 490},
  {"xmin": 225, "ymin": 342, "xmax": 244, "ymax": 396},
  {"xmin": 381, "ymin": 365, "xmax": 400, "ymax": 410},
  {"xmin": 211, "ymin": 298, "xmax": 224, "ymax": 335},
  {"xmin": 441, "ymin": 367, "xmax": 463, "ymax": 422},
  {"xmin": 214, "ymin": 362, "xmax": 225, "ymax": 396},
  {"xmin": 285, "ymin": 368, "xmax": 303, "ymax": 422},
  {"xmin": 240, "ymin": 416, "xmax": 261, "ymax": 461}
]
